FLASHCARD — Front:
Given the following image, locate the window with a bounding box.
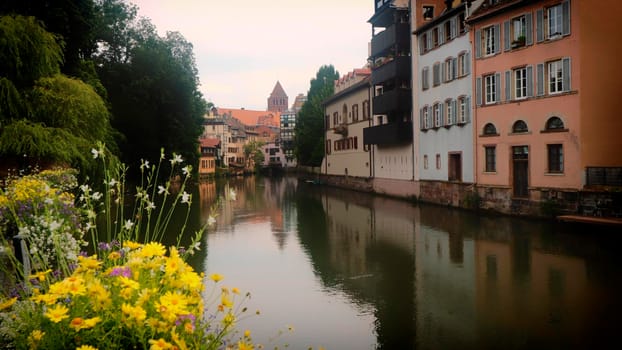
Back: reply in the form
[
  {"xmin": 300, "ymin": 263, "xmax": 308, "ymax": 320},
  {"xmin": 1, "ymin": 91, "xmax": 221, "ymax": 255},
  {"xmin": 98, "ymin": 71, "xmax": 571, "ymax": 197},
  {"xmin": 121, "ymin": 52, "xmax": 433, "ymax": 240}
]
[
  {"xmin": 484, "ymin": 26, "xmax": 497, "ymax": 55},
  {"xmin": 433, "ymin": 62, "xmax": 441, "ymax": 86},
  {"xmin": 458, "ymin": 96, "xmax": 469, "ymax": 124},
  {"xmin": 423, "ymin": 6, "xmax": 434, "ymax": 20},
  {"xmin": 514, "ymin": 67, "xmax": 527, "ymax": 99},
  {"xmin": 513, "ymin": 16, "xmax": 526, "ymax": 41},
  {"xmin": 548, "ymin": 59, "xmax": 564, "ymax": 94},
  {"xmin": 444, "ymin": 57, "xmax": 456, "ymax": 82},
  {"xmin": 325, "ymin": 115, "xmax": 330, "ymax": 130},
  {"xmin": 536, "ymin": 1, "xmax": 570, "ymax": 42},
  {"xmin": 433, "ymin": 103, "xmax": 442, "ymax": 127},
  {"xmin": 436, "ymin": 154, "xmax": 441, "ymax": 169},
  {"xmin": 362, "ymin": 101, "xmax": 369, "ymax": 120},
  {"xmin": 547, "ymin": 144, "xmax": 564, "ymax": 173},
  {"xmin": 458, "ymin": 13, "xmax": 465, "ymax": 34},
  {"xmin": 512, "ymin": 120, "xmax": 529, "ymax": 133},
  {"xmin": 445, "ymin": 99, "xmax": 454, "ymax": 126},
  {"xmin": 505, "ymin": 14, "xmax": 531, "ymax": 50},
  {"xmin": 485, "ymin": 146, "xmax": 496, "ymax": 172},
  {"xmin": 483, "ymin": 123, "xmax": 497, "ymax": 135},
  {"xmin": 333, "ymin": 112, "xmax": 338, "ymax": 126},
  {"xmin": 432, "ymin": 27, "xmax": 439, "ymax": 47},
  {"xmin": 458, "ymin": 52, "xmax": 470, "ymax": 77},
  {"xmin": 422, "ymin": 67, "xmax": 429, "ymax": 90},
  {"xmin": 352, "ymin": 104, "xmax": 359, "ymax": 122},
  {"xmin": 424, "ymin": 155, "xmax": 429, "ymax": 169},
  {"xmin": 421, "ymin": 32, "xmax": 429, "ymax": 52},
  {"xmin": 545, "ymin": 116, "xmax": 565, "ymax": 130},
  {"xmin": 444, "ymin": 20, "xmax": 452, "ymax": 42},
  {"xmin": 548, "ymin": 4, "xmax": 563, "ymax": 38},
  {"xmin": 422, "ymin": 106, "xmax": 431, "ymax": 129},
  {"xmin": 537, "ymin": 58, "xmax": 570, "ymax": 95},
  {"xmin": 485, "ymin": 74, "xmax": 497, "ymax": 104}
]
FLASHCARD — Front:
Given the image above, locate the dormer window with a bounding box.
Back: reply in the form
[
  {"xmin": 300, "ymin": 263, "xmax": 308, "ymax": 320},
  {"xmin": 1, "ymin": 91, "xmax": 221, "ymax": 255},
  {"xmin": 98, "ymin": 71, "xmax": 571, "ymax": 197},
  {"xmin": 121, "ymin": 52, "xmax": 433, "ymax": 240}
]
[{"xmin": 423, "ymin": 6, "xmax": 434, "ymax": 21}]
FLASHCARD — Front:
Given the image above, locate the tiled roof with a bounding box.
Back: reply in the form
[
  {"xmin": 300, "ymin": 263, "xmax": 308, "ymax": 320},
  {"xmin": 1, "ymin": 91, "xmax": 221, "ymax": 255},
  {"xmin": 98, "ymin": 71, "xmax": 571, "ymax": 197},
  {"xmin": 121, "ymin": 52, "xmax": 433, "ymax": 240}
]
[
  {"xmin": 217, "ymin": 108, "xmax": 281, "ymax": 127},
  {"xmin": 200, "ymin": 138, "xmax": 220, "ymax": 148},
  {"xmin": 467, "ymin": 0, "xmax": 524, "ymax": 23},
  {"xmin": 269, "ymin": 81, "xmax": 288, "ymax": 98}
]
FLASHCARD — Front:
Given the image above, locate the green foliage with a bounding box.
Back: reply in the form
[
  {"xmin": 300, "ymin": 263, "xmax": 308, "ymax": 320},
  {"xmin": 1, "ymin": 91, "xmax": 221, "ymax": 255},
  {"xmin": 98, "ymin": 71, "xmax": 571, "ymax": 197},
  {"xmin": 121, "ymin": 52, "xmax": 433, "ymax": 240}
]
[
  {"xmin": 0, "ymin": 77, "xmax": 24, "ymax": 121},
  {"xmin": 0, "ymin": 15, "xmax": 63, "ymax": 88},
  {"xmin": 295, "ymin": 65, "xmax": 339, "ymax": 166},
  {"xmin": 244, "ymin": 141, "xmax": 265, "ymax": 171}
]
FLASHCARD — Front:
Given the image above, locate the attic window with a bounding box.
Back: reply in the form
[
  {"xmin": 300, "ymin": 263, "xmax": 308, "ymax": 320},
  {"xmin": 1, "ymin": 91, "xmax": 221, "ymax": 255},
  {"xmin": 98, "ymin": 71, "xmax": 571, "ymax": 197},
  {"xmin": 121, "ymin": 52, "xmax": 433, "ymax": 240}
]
[{"xmin": 423, "ymin": 6, "xmax": 434, "ymax": 20}]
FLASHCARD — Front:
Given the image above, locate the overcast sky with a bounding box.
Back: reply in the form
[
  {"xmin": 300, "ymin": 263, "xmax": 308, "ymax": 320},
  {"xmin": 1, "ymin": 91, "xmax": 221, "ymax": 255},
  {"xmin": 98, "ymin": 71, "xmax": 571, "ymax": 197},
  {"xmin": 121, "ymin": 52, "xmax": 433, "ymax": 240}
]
[{"xmin": 130, "ymin": 0, "xmax": 373, "ymax": 111}]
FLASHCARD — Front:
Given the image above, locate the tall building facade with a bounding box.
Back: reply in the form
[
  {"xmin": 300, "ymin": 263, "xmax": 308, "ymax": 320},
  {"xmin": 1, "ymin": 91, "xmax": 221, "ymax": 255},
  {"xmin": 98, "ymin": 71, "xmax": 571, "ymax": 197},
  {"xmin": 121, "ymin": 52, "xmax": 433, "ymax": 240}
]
[
  {"xmin": 280, "ymin": 110, "xmax": 297, "ymax": 167},
  {"xmin": 267, "ymin": 81, "xmax": 289, "ymax": 113}
]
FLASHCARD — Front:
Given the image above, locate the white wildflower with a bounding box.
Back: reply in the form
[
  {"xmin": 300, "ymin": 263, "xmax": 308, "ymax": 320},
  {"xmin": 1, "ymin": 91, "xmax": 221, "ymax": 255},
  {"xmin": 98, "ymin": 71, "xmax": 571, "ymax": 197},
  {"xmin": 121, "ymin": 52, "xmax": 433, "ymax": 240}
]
[
  {"xmin": 140, "ymin": 159, "xmax": 150, "ymax": 170},
  {"xmin": 181, "ymin": 191, "xmax": 191, "ymax": 204},
  {"xmin": 182, "ymin": 165, "xmax": 191, "ymax": 176},
  {"xmin": 170, "ymin": 153, "xmax": 183, "ymax": 165},
  {"xmin": 124, "ymin": 220, "xmax": 134, "ymax": 231},
  {"xmin": 207, "ymin": 215, "xmax": 216, "ymax": 226},
  {"xmin": 229, "ymin": 189, "xmax": 237, "ymax": 201},
  {"xmin": 92, "ymin": 192, "xmax": 102, "ymax": 201},
  {"xmin": 108, "ymin": 178, "xmax": 118, "ymax": 187},
  {"xmin": 158, "ymin": 185, "xmax": 168, "ymax": 195},
  {"xmin": 146, "ymin": 201, "xmax": 156, "ymax": 211},
  {"xmin": 91, "ymin": 148, "xmax": 99, "ymax": 159}
]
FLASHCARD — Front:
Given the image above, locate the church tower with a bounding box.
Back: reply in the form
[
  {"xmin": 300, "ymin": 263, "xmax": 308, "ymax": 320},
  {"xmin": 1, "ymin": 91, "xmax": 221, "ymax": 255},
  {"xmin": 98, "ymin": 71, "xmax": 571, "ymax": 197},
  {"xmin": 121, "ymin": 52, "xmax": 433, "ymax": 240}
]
[{"xmin": 267, "ymin": 81, "xmax": 288, "ymax": 112}]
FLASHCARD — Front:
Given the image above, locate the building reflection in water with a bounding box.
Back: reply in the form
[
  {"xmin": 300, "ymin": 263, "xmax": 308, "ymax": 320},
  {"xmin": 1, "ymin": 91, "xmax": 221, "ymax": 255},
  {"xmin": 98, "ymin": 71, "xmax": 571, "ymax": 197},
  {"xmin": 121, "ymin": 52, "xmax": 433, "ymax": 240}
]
[{"xmin": 198, "ymin": 177, "xmax": 621, "ymax": 349}]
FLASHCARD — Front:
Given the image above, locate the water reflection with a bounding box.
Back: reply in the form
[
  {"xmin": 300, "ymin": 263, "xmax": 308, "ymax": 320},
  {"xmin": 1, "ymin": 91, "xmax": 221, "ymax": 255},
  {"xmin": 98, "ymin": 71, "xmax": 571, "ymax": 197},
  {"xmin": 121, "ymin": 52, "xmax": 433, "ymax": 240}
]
[{"xmin": 197, "ymin": 176, "xmax": 622, "ymax": 349}]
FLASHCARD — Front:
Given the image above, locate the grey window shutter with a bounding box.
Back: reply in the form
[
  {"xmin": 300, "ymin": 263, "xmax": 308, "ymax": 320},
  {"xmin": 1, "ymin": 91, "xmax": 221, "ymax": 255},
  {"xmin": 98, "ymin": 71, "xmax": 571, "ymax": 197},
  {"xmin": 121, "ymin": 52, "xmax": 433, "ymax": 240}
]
[
  {"xmin": 495, "ymin": 73, "xmax": 501, "ymax": 102},
  {"xmin": 441, "ymin": 62, "xmax": 446, "ymax": 83},
  {"xmin": 452, "ymin": 57, "xmax": 458, "ymax": 79},
  {"xmin": 420, "ymin": 108, "xmax": 424, "ymax": 129},
  {"xmin": 451, "ymin": 18, "xmax": 457, "ymax": 38},
  {"xmin": 536, "ymin": 9, "xmax": 544, "ymax": 42},
  {"xmin": 475, "ymin": 29, "xmax": 482, "ymax": 58},
  {"xmin": 440, "ymin": 102, "xmax": 444, "ymax": 125},
  {"xmin": 427, "ymin": 31, "xmax": 433, "ymax": 49},
  {"xmin": 562, "ymin": 57, "xmax": 571, "ymax": 91},
  {"xmin": 536, "ymin": 63, "xmax": 544, "ymax": 96},
  {"xmin": 504, "ymin": 21, "xmax": 511, "ymax": 51},
  {"xmin": 465, "ymin": 52, "xmax": 471, "ymax": 75},
  {"xmin": 494, "ymin": 24, "xmax": 501, "ymax": 54},
  {"xmin": 476, "ymin": 77, "xmax": 482, "ymax": 106},
  {"xmin": 526, "ymin": 65, "xmax": 534, "ymax": 97},
  {"xmin": 505, "ymin": 70, "xmax": 512, "ymax": 101},
  {"xmin": 419, "ymin": 36, "xmax": 425, "ymax": 54},
  {"xmin": 562, "ymin": 0, "xmax": 571, "ymax": 36},
  {"xmin": 451, "ymin": 99, "xmax": 457, "ymax": 124},
  {"xmin": 525, "ymin": 12, "xmax": 533, "ymax": 45},
  {"xmin": 466, "ymin": 96, "xmax": 471, "ymax": 123},
  {"xmin": 439, "ymin": 25, "xmax": 445, "ymax": 45}
]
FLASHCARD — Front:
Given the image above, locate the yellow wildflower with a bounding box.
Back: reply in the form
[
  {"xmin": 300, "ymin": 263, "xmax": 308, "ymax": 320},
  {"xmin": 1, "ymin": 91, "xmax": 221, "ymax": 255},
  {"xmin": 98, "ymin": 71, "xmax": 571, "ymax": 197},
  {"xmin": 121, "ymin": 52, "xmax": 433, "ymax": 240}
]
[
  {"xmin": 117, "ymin": 276, "xmax": 140, "ymax": 290},
  {"xmin": 108, "ymin": 251, "xmax": 122, "ymax": 260},
  {"xmin": 148, "ymin": 338, "xmax": 173, "ymax": 350},
  {"xmin": 139, "ymin": 242, "xmax": 166, "ymax": 257},
  {"xmin": 124, "ymin": 241, "xmax": 143, "ymax": 250},
  {"xmin": 222, "ymin": 312, "xmax": 235, "ymax": 326},
  {"xmin": 232, "ymin": 287, "xmax": 240, "ymax": 295},
  {"xmin": 30, "ymin": 269, "xmax": 52, "ymax": 282},
  {"xmin": 171, "ymin": 329, "xmax": 188, "ymax": 350},
  {"xmin": 209, "ymin": 273, "xmax": 223, "ymax": 283},
  {"xmin": 27, "ymin": 330, "xmax": 45, "ymax": 349},
  {"xmin": 237, "ymin": 341, "xmax": 254, "ymax": 350},
  {"xmin": 69, "ymin": 317, "xmax": 86, "ymax": 331},
  {"xmin": 77, "ymin": 255, "xmax": 101, "ymax": 271},
  {"xmin": 178, "ymin": 271, "xmax": 202, "ymax": 291},
  {"xmin": 0, "ymin": 297, "xmax": 17, "ymax": 311},
  {"xmin": 221, "ymin": 294, "xmax": 233, "ymax": 309},
  {"xmin": 45, "ymin": 304, "xmax": 70, "ymax": 323},
  {"xmin": 31, "ymin": 293, "xmax": 58, "ymax": 305},
  {"xmin": 244, "ymin": 330, "xmax": 251, "ymax": 338},
  {"xmin": 83, "ymin": 317, "xmax": 102, "ymax": 328},
  {"xmin": 76, "ymin": 346, "xmax": 98, "ymax": 350},
  {"xmin": 121, "ymin": 303, "xmax": 147, "ymax": 323}
]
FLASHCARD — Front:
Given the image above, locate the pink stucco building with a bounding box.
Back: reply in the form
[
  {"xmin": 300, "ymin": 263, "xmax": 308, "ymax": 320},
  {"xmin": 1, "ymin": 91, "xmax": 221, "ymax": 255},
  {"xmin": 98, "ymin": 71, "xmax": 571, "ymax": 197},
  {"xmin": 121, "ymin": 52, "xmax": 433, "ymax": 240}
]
[{"xmin": 467, "ymin": 0, "xmax": 622, "ymax": 214}]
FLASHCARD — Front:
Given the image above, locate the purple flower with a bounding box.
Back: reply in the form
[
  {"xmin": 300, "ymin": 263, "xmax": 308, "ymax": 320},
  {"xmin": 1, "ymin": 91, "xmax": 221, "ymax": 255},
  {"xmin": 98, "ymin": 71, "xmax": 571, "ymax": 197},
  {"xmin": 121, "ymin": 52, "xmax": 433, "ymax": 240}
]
[
  {"xmin": 109, "ymin": 266, "xmax": 132, "ymax": 278},
  {"xmin": 98, "ymin": 242, "xmax": 111, "ymax": 251}
]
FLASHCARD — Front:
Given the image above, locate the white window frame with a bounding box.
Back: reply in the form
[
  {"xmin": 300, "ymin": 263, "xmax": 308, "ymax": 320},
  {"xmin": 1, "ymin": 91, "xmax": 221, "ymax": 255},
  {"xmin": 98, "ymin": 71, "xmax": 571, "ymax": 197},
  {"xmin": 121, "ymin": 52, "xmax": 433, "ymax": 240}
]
[
  {"xmin": 445, "ymin": 58, "xmax": 455, "ymax": 82},
  {"xmin": 423, "ymin": 107, "xmax": 430, "ymax": 129},
  {"xmin": 485, "ymin": 75, "xmax": 496, "ymax": 104},
  {"xmin": 547, "ymin": 4, "xmax": 563, "ymax": 39},
  {"xmin": 484, "ymin": 26, "xmax": 496, "ymax": 56},
  {"xmin": 433, "ymin": 103, "xmax": 441, "ymax": 127},
  {"xmin": 458, "ymin": 97, "xmax": 467, "ymax": 123},
  {"xmin": 515, "ymin": 67, "xmax": 527, "ymax": 99},
  {"xmin": 446, "ymin": 100, "xmax": 454, "ymax": 125},
  {"xmin": 548, "ymin": 59, "xmax": 564, "ymax": 94}
]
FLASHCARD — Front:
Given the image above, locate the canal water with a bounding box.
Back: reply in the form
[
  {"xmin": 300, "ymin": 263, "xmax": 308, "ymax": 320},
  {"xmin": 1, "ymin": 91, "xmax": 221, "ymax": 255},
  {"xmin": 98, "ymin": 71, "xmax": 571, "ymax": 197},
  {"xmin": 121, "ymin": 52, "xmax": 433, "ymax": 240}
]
[{"xmin": 185, "ymin": 176, "xmax": 622, "ymax": 349}]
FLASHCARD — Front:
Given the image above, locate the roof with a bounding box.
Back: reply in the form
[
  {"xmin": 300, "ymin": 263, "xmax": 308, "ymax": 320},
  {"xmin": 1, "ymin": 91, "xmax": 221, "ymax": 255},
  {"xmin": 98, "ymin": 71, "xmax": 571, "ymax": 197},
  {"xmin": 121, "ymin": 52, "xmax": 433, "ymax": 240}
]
[
  {"xmin": 200, "ymin": 138, "xmax": 221, "ymax": 148},
  {"xmin": 466, "ymin": 0, "xmax": 528, "ymax": 24},
  {"xmin": 269, "ymin": 81, "xmax": 288, "ymax": 98},
  {"xmin": 217, "ymin": 108, "xmax": 281, "ymax": 127}
]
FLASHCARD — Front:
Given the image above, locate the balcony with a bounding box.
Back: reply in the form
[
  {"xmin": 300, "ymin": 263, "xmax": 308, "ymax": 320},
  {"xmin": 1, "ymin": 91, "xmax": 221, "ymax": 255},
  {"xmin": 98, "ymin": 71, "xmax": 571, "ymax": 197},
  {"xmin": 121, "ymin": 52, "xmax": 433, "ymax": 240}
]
[
  {"xmin": 371, "ymin": 23, "xmax": 410, "ymax": 57},
  {"xmin": 372, "ymin": 88, "xmax": 411, "ymax": 115},
  {"xmin": 363, "ymin": 121, "xmax": 413, "ymax": 146},
  {"xmin": 371, "ymin": 56, "xmax": 411, "ymax": 85}
]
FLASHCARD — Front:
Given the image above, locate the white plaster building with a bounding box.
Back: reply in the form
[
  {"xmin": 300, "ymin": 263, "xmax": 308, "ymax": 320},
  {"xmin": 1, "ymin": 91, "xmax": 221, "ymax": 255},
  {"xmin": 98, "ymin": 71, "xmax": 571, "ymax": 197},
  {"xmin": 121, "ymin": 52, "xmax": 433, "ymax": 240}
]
[{"xmin": 414, "ymin": 1, "xmax": 477, "ymax": 184}]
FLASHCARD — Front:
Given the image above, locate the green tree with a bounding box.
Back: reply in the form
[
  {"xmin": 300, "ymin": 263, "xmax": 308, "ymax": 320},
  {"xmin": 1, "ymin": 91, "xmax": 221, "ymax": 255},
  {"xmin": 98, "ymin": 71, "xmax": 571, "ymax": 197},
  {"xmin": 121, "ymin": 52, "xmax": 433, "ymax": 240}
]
[
  {"xmin": 244, "ymin": 141, "xmax": 265, "ymax": 171},
  {"xmin": 295, "ymin": 65, "xmax": 339, "ymax": 166},
  {"xmin": 0, "ymin": 15, "xmax": 113, "ymax": 173}
]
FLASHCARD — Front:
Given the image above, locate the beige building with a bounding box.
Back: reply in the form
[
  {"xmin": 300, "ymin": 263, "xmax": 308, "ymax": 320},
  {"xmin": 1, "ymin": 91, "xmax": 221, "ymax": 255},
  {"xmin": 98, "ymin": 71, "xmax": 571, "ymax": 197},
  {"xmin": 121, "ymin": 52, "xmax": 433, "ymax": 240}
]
[{"xmin": 323, "ymin": 68, "xmax": 372, "ymax": 178}]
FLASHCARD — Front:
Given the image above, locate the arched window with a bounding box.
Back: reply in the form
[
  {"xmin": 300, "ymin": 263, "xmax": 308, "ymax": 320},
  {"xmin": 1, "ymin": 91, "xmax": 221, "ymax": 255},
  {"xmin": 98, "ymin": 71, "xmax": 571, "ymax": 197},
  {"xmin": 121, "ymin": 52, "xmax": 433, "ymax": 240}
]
[
  {"xmin": 546, "ymin": 116, "xmax": 564, "ymax": 130},
  {"xmin": 342, "ymin": 104, "xmax": 348, "ymax": 123},
  {"xmin": 512, "ymin": 120, "xmax": 528, "ymax": 133},
  {"xmin": 483, "ymin": 123, "xmax": 497, "ymax": 135}
]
